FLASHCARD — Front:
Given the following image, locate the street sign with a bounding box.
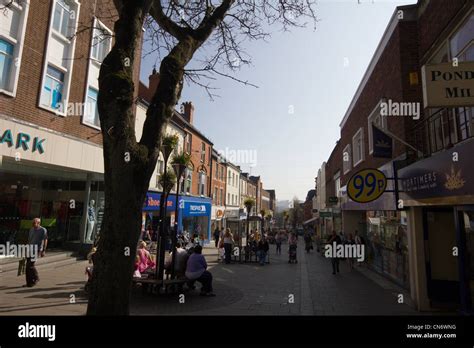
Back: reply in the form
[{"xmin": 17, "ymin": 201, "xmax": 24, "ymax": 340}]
[
  {"xmin": 347, "ymin": 168, "xmax": 387, "ymax": 203},
  {"xmin": 328, "ymin": 196, "xmax": 338, "ymax": 204}
]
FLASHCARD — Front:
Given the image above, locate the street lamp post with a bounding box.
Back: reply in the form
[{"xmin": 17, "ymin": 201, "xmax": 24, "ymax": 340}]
[
  {"xmin": 156, "ymin": 138, "xmax": 178, "ymax": 281},
  {"xmin": 170, "ymin": 161, "xmax": 187, "ymax": 280}
]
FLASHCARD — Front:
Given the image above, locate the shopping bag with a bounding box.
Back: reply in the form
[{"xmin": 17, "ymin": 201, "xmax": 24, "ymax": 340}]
[{"xmin": 17, "ymin": 258, "xmax": 26, "ymax": 276}]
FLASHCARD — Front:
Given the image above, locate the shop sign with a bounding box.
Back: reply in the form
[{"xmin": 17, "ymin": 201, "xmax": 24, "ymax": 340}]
[
  {"xmin": 347, "ymin": 168, "xmax": 387, "ymax": 203},
  {"xmin": 184, "ymin": 201, "xmax": 211, "ymax": 216},
  {"xmin": 399, "ymin": 139, "xmax": 474, "ymax": 200},
  {"xmin": 143, "ymin": 192, "xmax": 175, "ymax": 211},
  {"xmin": 0, "ymin": 129, "xmax": 46, "ymax": 154},
  {"xmin": 421, "ymin": 61, "xmax": 474, "ymax": 108}
]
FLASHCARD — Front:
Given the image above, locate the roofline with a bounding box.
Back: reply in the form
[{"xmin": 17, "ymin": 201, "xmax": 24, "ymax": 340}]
[{"xmin": 338, "ymin": 4, "xmax": 418, "ymax": 129}]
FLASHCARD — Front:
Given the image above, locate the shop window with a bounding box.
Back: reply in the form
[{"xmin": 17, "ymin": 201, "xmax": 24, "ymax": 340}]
[
  {"xmin": 84, "ymin": 87, "xmax": 99, "ymax": 127},
  {"xmin": 40, "ymin": 65, "xmax": 65, "ymax": 111}
]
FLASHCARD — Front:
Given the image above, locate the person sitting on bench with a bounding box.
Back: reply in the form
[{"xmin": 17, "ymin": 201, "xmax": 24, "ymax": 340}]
[
  {"xmin": 165, "ymin": 243, "xmax": 189, "ymax": 278},
  {"xmin": 185, "ymin": 245, "xmax": 216, "ymax": 297}
]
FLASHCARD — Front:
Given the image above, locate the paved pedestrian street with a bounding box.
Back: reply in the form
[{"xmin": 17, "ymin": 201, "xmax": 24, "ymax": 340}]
[{"xmin": 0, "ymin": 241, "xmax": 416, "ymax": 316}]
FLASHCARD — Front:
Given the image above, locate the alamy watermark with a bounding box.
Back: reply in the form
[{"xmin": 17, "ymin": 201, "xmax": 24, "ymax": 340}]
[
  {"xmin": 324, "ymin": 242, "xmax": 365, "ymax": 262},
  {"xmin": 380, "ymin": 99, "xmax": 420, "ymax": 120},
  {"xmin": 0, "ymin": 242, "xmax": 39, "ymax": 259},
  {"xmin": 217, "ymin": 147, "xmax": 258, "ymax": 167}
]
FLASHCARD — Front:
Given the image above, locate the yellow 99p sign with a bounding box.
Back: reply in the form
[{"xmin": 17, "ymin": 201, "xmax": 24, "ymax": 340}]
[{"xmin": 347, "ymin": 168, "xmax": 387, "ymax": 203}]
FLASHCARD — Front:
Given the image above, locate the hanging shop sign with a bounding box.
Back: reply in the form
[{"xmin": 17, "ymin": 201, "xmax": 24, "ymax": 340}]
[
  {"xmin": 0, "ymin": 129, "xmax": 46, "ymax": 154},
  {"xmin": 347, "ymin": 168, "xmax": 387, "ymax": 203},
  {"xmin": 421, "ymin": 61, "xmax": 474, "ymax": 108}
]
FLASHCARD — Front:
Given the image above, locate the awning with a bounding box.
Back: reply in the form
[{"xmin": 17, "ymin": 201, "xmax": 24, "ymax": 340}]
[{"xmin": 303, "ymin": 217, "xmax": 318, "ymax": 225}]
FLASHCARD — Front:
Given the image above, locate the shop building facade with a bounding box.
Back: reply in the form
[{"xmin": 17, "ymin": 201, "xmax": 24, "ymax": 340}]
[{"xmin": 0, "ymin": 0, "xmax": 141, "ymax": 251}]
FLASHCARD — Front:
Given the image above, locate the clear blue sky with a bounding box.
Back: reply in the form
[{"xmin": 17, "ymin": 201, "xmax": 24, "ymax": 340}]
[{"xmin": 140, "ymin": 0, "xmax": 416, "ymax": 201}]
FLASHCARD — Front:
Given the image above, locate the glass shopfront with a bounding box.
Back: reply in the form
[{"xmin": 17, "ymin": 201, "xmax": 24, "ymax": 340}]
[
  {"xmin": 366, "ymin": 210, "xmax": 409, "ymax": 289},
  {"xmin": 0, "ymin": 158, "xmax": 103, "ymax": 247}
]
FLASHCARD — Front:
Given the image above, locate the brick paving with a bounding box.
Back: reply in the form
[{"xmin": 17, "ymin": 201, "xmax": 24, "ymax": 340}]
[{"xmin": 0, "ymin": 241, "xmax": 417, "ymax": 315}]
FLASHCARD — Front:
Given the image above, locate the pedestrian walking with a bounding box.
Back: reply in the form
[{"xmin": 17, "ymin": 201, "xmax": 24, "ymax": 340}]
[
  {"xmin": 257, "ymin": 236, "xmax": 269, "ymax": 265},
  {"xmin": 328, "ymin": 230, "xmax": 342, "ymax": 275},
  {"xmin": 223, "ymin": 228, "xmax": 234, "ymax": 264},
  {"xmin": 275, "ymin": 231, "xmax": 282, "ymax": 255},
  {"xmin": 345, "ymin": 233, "xmax": 355, "ymax": 271},
  {"xmin": 213, "ymin": 227, "xmax": 220, "ymax": 248},
  {"xmin": 24, "ymin": 218, "xmax": 48, "ymax": 287},
  {"xmin": 354, "ymin": 230, "xmax": 365, "ymax": 266},
  {"xmin": 304, "ymin": 232, "xmax": 313, "ymax": 253},
  {"xmin": 288, "ymin": 232, "xmax": 298, "ymax": 263}
]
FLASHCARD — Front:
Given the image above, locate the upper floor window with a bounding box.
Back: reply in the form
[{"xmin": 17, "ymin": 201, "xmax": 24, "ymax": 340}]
[
  {"xmin": 181, "ymin": 167, "xmax": 192, "ymax": 194},
  {"xmin": 0, "ymin": 39, "xmax": 13, "ymax": 90},
  {"xmin": 91, "ymin": 21, "xmax": 112, "ymax": 63},
  {"xmin": 0, "ymin": 0, "xmax": 29, "ymax": 96},
  {"xmin": 450, "ymin": 13, "xmax": 474, "ymax": 62},
  {"xmin": 368, "ymin": 100, "xmax": 386, "ymax": 155},
  {"xmin": 40, "ymin": 65, "xmax": 64, "ymax": 111},
  {"xmin": 198, "ymin": 171, "xmax": 206, "ymax": 196},
  {"xmin": 185, "ymin": 134, "xmax": 192, "ymax": 154},
  {"xmin": 352, "ymin": 127, "xmax": 365, "ymax": 167},
  {"xmin": 334, "ymin": 171, "xmax": 341, "ymax": 198},
  {"xmin": 201, "ymin": 142, "xmax": 205, "ymax": 162},
  {"xmin": 53, "ymin": 0, "xmax": 73, "ymax": 38},
  {"xmin": 342, "ymin": 144, "xmax": 351, "ymax": 175}
]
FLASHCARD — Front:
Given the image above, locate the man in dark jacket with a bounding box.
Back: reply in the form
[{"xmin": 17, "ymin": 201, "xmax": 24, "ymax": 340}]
[
  {"xmin": 328, "ymin": 230, "xmax": 342, "ymax": 275},
  {"xmin": 257, "ymin": 237, "xmax": 270, "ymax": 265},
  {"xmin": 213, "ymin": 227, "xmax": 220, "ymax": 248}
]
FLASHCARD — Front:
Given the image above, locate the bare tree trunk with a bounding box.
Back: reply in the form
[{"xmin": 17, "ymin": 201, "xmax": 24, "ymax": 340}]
[{"xmin": 86, "ymin": 1, "xmax": 201, "ymax": 315}]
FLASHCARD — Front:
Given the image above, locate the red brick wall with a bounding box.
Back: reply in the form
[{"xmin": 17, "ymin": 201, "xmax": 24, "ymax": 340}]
[
  {"xmin": 329, "ymin": 19, "xmax": 422, "ymax": 187},
  {"xmin": 418, "ymin": 0, "xmax": 469, "ymax": 62},
  {"xmin": 187, "ymin": 130, "xmax": 212, "ymax": 197},
  {"xmin": 0, "ymin": 0, "xmax": 142, "ymax": 146},
  {"xmin": 211, "ymin": 158, "xmax": 226, "ymax": 206}
]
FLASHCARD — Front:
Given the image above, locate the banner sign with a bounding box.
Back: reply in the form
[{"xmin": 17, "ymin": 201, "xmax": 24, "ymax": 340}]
[
  {"xmin": 372, "ymin": 124, "xmax": 393, "ymax": 158},
  {"xmin": 399, "ymin": 139, "xmax": 474, "ymax": 200}
]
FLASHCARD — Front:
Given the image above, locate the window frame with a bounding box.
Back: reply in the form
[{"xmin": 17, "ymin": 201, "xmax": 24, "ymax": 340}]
[
  {"xmin": 82, "ymin": 18, "xmax": 112, "ymax": 129},
  {"xmin": 40, "ymin": 64, "xmax": 66, "ymax": 111},
  {"xmin": 52, "ymin": 0, "xmax": 74, "ymax": 39},
  {"xmin": 368, "ymin": 100, "xmax": 387, "ymax": 155},
  {"xmin": 39, "ymin": 0, "xmax": 80, "ymax": 116},
  {"xmin": 342, "ymin": 144, "xmax": 351, "ymax": 175},
  {"xmin": 0, "ymin": 0, "xmax": 29, "ymax": 97},
  {"xmin": 352, "ymin": 127, "xmax": 365, "ymax": 167}
]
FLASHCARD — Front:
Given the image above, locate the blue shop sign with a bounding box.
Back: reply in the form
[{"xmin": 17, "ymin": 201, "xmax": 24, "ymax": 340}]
[
  {"xmin": 143, "ymin": 192, "xmax": 176, "ymax": 212},
  {"xmin": 183, "ymin": 201, "xmax": 211, "ymax": 217}
]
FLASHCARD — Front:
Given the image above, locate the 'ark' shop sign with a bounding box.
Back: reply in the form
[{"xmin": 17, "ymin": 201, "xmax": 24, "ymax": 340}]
[
  {"xmin": 421, "ymin": 61, "xmax": 474, "ymax": 108},
  {"xmin": 398, "ymin": 140, "xmax": 474, "ymax": 200},
  {"xmin": 0, "ymin": 129, "xmax": 46, "ymax": 154}
]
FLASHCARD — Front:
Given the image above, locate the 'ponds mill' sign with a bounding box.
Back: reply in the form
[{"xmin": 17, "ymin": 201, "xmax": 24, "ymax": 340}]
[
  {"xmin": 422, "ymin": 61, "xmax": 474, "ymax": 108},
  {"xmin": 0, "ymin": 129, "xmax": 46, "ymax": 154}
]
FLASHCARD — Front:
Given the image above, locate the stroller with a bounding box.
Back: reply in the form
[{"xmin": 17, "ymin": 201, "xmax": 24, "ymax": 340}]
[{"xmin": 288, "ymin": 244, "xmax": 297, "ymax": 264}]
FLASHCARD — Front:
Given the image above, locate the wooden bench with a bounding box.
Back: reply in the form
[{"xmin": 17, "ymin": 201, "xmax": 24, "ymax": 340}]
[{"xmin": 132, "ymin": 277, "xmax": 188, "ymax": 295}]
